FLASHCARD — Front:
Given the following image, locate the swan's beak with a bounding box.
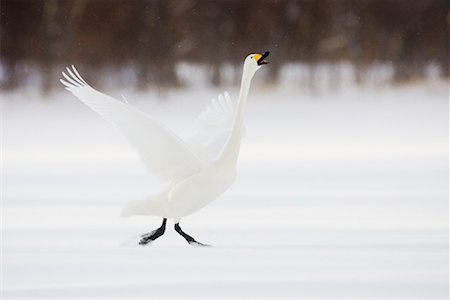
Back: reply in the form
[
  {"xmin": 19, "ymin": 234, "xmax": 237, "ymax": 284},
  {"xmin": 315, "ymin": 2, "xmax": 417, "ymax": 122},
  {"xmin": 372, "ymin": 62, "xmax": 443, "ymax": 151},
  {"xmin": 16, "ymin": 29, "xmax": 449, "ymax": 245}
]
[{"xmin": 256, "ymin": 51, "xmax": 270, "ymax": 66}]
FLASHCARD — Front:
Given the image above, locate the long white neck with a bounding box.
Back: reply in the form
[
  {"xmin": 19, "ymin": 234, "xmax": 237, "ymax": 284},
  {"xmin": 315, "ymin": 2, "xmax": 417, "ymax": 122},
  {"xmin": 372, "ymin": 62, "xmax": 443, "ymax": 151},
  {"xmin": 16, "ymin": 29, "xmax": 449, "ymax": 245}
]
[{"xmin": 217, "ymin": 67, "xmax": 254, "ymax": 165}]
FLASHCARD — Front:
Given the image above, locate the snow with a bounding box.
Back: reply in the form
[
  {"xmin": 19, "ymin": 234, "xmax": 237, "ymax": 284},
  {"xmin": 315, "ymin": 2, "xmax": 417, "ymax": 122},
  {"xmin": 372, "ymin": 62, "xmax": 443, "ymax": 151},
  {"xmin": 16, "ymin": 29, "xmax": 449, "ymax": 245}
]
[{"xmin": 2, "ymin": 80, "xmax": 449, "ymax": 298}]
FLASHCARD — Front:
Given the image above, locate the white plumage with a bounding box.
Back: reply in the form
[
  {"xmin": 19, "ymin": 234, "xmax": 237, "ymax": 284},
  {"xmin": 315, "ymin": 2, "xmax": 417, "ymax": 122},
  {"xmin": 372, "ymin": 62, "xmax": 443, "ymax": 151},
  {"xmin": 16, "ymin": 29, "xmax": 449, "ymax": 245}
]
[{"xmin": 61, "ymin": 52, "xmax": 269, "ymax": 245}]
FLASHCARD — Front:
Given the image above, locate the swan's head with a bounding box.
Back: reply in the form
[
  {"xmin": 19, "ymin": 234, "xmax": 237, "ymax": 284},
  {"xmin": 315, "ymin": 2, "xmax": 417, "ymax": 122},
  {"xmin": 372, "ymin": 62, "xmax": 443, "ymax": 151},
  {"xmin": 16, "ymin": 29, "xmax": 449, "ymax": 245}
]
[{"xmin": 244, "ymin": 51, "xmax": 270, "ymax": 76}]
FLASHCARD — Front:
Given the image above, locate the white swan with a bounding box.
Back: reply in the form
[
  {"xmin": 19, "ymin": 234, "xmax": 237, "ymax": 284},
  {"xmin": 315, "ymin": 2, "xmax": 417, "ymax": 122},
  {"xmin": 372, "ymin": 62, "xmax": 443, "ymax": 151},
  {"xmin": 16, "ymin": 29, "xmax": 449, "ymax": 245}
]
[{"xmin": 60, "ymin": 52, "xmax": 270, "ymax": 246}]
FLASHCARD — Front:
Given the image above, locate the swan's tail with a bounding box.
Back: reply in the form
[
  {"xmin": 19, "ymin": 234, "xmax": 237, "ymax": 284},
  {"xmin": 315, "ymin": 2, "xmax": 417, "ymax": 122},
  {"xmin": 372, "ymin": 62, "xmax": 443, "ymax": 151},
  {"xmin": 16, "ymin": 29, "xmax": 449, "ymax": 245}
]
[{"xmin": 121, "ymin": 186, "xmax": 170, "ymax": 218}]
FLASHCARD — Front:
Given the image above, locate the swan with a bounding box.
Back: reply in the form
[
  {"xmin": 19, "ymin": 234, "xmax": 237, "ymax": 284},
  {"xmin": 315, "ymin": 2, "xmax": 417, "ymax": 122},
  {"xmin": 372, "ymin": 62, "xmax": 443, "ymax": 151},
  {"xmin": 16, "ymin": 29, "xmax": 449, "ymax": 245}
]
[{"xmin": 60, "ymin": 51, "xmax": 270, "ymax": 246}]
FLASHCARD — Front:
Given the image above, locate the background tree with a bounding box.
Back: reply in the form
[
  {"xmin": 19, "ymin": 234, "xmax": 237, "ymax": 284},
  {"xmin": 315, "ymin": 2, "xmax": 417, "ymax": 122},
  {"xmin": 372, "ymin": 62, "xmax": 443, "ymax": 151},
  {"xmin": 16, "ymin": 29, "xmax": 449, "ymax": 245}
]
[{"xmin": 1, "ymin": 0, "xmax": 448, "ymax": 93}]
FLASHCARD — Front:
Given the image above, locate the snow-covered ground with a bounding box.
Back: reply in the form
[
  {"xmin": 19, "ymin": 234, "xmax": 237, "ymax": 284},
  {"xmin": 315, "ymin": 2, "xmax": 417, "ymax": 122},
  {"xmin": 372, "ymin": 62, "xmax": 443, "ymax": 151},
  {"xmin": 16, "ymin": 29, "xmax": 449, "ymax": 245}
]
[{"xmin": 2, "ymin": 80, "xmax": 449, "ymax": 299}]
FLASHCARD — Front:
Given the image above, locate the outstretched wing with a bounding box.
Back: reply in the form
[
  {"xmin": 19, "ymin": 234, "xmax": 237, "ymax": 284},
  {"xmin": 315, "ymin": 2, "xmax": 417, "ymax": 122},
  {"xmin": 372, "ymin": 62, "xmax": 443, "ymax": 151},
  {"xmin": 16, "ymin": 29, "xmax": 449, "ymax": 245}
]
[
  {"xmin": 187, "ymin": 92, "xmax": 240, "ymax": 161},
  {"xmin": 61, "ymin": 65, "xmax": 204, "ymax": 183},
  {"xmin": 197, "ymin": 92, "xmax": 235, "ymax": 128}
]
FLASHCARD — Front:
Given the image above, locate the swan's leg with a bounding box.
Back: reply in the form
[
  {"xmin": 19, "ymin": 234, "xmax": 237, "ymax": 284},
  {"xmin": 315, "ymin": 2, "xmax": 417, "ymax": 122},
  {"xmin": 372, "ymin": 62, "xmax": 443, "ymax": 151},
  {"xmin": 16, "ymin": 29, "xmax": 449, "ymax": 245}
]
[
  {"xmin": 174, "ymin": 223, "xmax": 210, "ymax": 247},
  {"xmin": 139, "ymin": 218, "xmax": 167, "ymax": 245}
]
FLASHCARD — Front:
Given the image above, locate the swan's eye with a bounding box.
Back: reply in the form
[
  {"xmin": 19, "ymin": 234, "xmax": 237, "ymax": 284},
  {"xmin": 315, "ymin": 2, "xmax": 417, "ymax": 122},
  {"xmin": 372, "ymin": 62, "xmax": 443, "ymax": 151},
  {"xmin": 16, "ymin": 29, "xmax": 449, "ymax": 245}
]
[{"xmin": 250, "ymin": 56, "xmax": 253, "ymax": 59}]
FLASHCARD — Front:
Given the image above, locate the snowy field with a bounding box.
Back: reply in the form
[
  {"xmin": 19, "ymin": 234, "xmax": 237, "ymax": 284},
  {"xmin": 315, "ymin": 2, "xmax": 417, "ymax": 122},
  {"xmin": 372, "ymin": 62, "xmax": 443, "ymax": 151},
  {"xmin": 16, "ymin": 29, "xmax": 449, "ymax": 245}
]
[{"xmin": 2, "ymin": 79, "xmax": 449, "ymax": 299}]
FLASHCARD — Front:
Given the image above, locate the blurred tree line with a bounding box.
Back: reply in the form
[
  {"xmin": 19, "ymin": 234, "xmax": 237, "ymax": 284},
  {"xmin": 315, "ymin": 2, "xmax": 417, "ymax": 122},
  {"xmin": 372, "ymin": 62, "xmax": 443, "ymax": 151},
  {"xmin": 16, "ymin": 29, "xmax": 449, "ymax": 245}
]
[{"xmin": 1, "ymin": 0, "xmax": 448, "ymax": 93}]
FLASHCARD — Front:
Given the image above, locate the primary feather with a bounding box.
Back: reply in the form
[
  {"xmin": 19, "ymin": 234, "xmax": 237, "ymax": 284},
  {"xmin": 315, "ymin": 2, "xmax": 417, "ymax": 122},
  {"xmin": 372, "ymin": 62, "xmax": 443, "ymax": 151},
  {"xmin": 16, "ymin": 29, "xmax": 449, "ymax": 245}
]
[
  {"xmin": 186, "ymin": 91, "xmax": 238, "ymax": 161},
  {"xmin": 197, "ymin": 92, "xmax": 234, "ymax": 128}
]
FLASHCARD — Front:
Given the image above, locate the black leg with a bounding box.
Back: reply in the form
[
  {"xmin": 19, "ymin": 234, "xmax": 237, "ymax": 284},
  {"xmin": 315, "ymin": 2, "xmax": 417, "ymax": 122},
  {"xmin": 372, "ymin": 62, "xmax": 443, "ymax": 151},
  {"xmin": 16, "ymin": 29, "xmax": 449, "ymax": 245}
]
[
  {"xmin": 139, "ymin": 218, "xmax": 167, "ymax": 245},
  {"xmin": 174, "ymin": 223, "xmax": 210, "ymax": 247}
]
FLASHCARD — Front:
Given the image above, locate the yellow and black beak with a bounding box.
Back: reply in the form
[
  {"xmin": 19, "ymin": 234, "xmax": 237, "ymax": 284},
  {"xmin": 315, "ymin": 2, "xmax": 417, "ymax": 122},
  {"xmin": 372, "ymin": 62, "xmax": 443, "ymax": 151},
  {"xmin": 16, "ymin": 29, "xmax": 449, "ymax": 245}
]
[{"xmin": 254, "ymin": 51, "xmax": 270, "ymax": 66}]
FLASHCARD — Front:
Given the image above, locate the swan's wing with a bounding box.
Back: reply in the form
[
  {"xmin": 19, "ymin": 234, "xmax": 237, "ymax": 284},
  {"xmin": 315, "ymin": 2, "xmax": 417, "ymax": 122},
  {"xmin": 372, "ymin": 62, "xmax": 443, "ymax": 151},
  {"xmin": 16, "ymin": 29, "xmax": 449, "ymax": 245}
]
[
  {"xmin": 197, "ymin": 92, "xmax": 235, "ymax": 128},
  {"xmin": 60, "ymin": 65, "xmax": 203, "ymax": 183},
  {"xmin": 187, "ymin": 92, "xmax": 241, "ymax": 160}
]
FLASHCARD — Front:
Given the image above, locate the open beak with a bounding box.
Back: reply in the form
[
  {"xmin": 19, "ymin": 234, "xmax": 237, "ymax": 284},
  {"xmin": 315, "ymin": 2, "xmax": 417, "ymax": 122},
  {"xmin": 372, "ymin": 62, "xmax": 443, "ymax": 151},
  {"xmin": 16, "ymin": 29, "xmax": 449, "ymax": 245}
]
[{"xmin": 257, "ymin": 51, "xmax": 270, "ymax": 65}]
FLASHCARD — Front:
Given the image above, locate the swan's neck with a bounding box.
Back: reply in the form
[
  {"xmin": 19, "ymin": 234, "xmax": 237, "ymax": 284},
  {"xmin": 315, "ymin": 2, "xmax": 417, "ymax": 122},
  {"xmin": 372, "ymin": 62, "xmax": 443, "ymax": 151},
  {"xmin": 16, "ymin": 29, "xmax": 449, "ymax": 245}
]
[{"xmin": 218, "ymin": 68, "xmax": 253, "ymax": 165}]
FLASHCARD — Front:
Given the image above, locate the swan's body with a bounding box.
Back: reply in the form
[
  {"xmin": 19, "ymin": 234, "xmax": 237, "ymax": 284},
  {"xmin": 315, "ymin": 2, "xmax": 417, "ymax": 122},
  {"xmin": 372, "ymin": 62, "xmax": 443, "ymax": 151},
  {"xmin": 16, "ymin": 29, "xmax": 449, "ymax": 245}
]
[{"xmin": 61, "ymin": 52, "xmax": 269, "ymax": 245}]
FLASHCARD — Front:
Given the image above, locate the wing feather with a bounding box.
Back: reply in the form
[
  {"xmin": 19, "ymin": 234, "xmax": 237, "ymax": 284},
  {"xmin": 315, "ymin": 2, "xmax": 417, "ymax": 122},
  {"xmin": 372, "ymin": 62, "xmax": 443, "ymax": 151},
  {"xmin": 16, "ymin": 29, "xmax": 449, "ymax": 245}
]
[
  {"xmin": 61, "ymin": 66, "xmax": 204, "ymax": 183},
  {"xmin": 197, "ymin": 92, "xmax": 235, "ymax": 128},
  {"xmin": 187, "ymin": 91, "xmax": 239, "ymax": 160}
]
